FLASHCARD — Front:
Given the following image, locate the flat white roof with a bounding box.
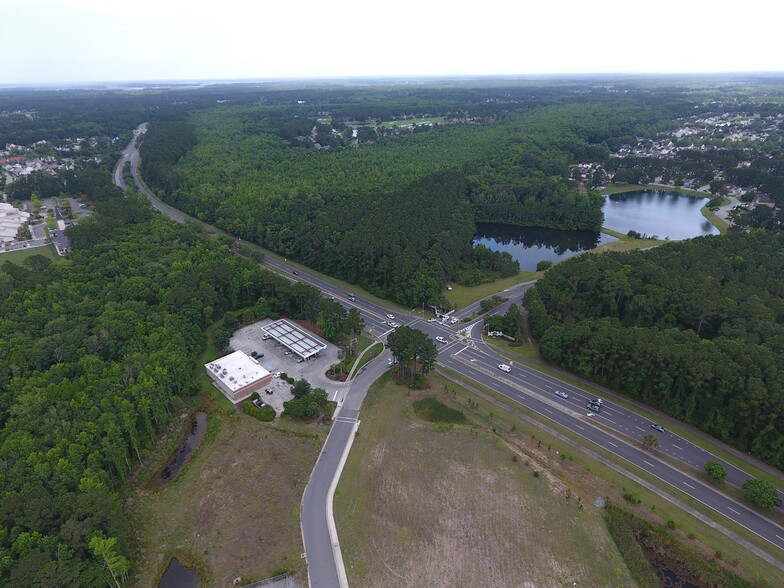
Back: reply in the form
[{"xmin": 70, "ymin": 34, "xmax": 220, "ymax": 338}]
[
  {"xmin": 205, "ymin": 350, "xmax": 269, "ymax": 392},
  {"xmin": 263, "ymin": 319, "xmax": 327, "ymax": 359}
]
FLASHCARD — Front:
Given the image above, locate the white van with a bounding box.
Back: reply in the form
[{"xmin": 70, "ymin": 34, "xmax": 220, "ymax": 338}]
[{"xmin": 498, "ymin": 364, "xmax": 511, "ymax": 373}]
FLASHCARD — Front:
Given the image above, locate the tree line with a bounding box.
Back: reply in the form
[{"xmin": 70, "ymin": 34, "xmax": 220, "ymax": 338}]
[
  {"xmin": 524, "ymin": 230, "xmax": 784, "ymax": 469},
  {"xmin": 137, "ymin": 88, "xmax": 701, "ymax": 305},
  {"xmin": 0, "ymin": 184, "xmax": 358, "ymax": 584}
]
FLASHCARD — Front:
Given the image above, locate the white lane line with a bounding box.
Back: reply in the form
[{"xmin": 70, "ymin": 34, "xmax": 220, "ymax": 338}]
[
  {"xmin": 453, "ymin": 346, "xmax": 468, "ymax": 356},
  {"xmin": 728, "ymin": 507, "xmax": 741, "ymax": 515},
  {"xmin": 673, "ymin": 444, "xmax": 684, "ymax": 451},
  {"xmin": 777, "ymin": 534, "xmax": 784, "ymax": 542},
  {"xmin": 607, "ymin": 441, "xmax": 618, "ymax": 448},
  {"xmin": 643, "ymin": 460, "xmax": 655, "ymax": 468},
  {"xmin": 543, "ymin": 408, "xmax": 553, "ymax": 414},
  {"xmin": 604, "ymin": 418, "xmax": 616, "ymax": 424},
  {"xmin": 635, "ymin": 426, "xmax": 645, "ymax": 432},
  {"xmin": 575, "ymin": 425, "xmax": 584, "ymax": 431},
  {"xmin": 683, "ymin": 482, "xmax": 695, "ymax": 489}
]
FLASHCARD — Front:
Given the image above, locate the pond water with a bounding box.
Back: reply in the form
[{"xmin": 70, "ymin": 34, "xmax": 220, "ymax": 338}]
[
  {"xmin": 473, "ymin": 223, "xmax": 617, "ymax": 271},
  {"xmin": 651, "ymin": 557, "xmax": 703, "ymax": 588},
  {"xmin": 602, "ymin": 190, "xmax": 720, "ymax": 240},
  {"xmin": 158, "ymin": 558, "xmax": 201, "ymax": 588},
  {"xmin": 147, "ymin": 411, "xmax": 208, "ymax": 491}
]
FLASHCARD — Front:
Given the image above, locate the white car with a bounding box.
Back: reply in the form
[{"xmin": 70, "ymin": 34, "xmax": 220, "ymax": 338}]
[
  {"xmin": 272, "ymin": 371, "xmax": 281, "ymax": 378},
  {"xmin": 498, "ymin": 364, "xmax": 511, "ymax": 373},
  {"xmin": 386, "ymin": 314, "xmax": 395, "ymax": 319},
  {"xmin": 554, "ymin": 390, "xmax": 569, "ymax": 399},
  {"xmin": 428, "ymin": 318, "xmax": 438, "ymax": 323},
  {"xmin": 435, "ymin": 336, "xmax": 447, "ymax": 344},
  {"xmin": 389, "ymin": 322, "xmax": 399, "ymax": 328},
  {"xmin": 450, "ymin": 318, "xmax": 459, "ymax": 324}
]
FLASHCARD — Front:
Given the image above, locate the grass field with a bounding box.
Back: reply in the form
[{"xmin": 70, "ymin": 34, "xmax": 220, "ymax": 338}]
[
  {"xmin": 129, "ymin": 407, "xmax": 323, "ymax": 587},
  {"xmin": 436, "ymin": 367, "xmax": 784, "ymax": 586},
  {"xmin": 334, "ymin": 375, "xmax": 635, "ymax": 588},
  {"xmin": 0, "ymin": 244, "xmax": 59, "ymax": 265},
  {"xmin": 445, "ymin": 271, "xmax": 540, "ymax": 310},
  {"xmin": 129, "ymin": 314, "xmax": 323, "ymax": 587}
]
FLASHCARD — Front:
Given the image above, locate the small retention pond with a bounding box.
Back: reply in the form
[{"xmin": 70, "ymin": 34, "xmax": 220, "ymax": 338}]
[
  {"xmin": 158, "ymin": 558, "xmax": 201, "ymax": 588},
  {"xmin": 147, "ymin": 411, "xmax": 208, "ymax": 491},
  {"xmin": 473, "ymin": 223, "xmax": 617, "ymax": 271}
]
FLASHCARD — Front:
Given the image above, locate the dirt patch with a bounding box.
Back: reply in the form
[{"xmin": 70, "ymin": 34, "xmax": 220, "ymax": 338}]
[
  {"xmin": 129, "ymin": 410, "xmax": 322, "ymax": 587},
  {"xmin": 335, "ymin": 381, "xmax": 634, "ymax": 587}
]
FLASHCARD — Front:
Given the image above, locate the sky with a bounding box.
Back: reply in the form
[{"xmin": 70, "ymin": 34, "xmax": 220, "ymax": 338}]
[{"xmin": 3, "ymin": 0, "xmax": 784, "ymax": 85}]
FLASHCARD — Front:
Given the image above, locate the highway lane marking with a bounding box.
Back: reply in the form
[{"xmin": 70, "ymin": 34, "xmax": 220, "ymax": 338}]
[
  {"xmin": 607, "ymin": 441, "xmax": 618, "ymax": 448},
  {"xmin": 777, "ymin": 534, "xmax": 784, "ymax": 542},
  {"xmin": 683, "ymin": 482, "xmax": 695, "ymax": 489},
  {"xmin": 543, "ymin": 408, "xmax": 553, "ymax": 414},
  {"xmin": 574, "ymin": 424, "xmax": 584, "ymax": 430},
  {"xmin": 643, "ymin": 460, "xmax": 655, "ymax": 468},
  {"xmin": 635, "ymin": 426, "xmax": 645, "ymax": 432},
  {"xmin": 604, "ymin": 418, "xmax": 616, "ymax": 424},
  {"xmin": 728, "ymin": 507, "xmax": 741, "ymax": 515},
  {"xmin": 453, "ymin": 346, "xmax": 468, "ymax": 356},
  {"xmin": 673, "ymin": 444, "xmax": 684, "ymax": 450}
]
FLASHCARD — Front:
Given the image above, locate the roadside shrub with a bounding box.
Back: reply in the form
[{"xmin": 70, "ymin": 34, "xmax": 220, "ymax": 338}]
[
  {"xmin": 322, "ymin": 401, "xmax": 336, "ymax": 421},
  {"xmin": 667, "ymin": 519, "xmax": 676, "ymax": 529},
  {"xmin": 242, "ymin": 402, "xmax": 275, "ymax": 422},
  {"xmin": 250, "ymin": 391, "xmax": 260, "ymax": 401},
  {"xmin": 623, "ymin": 491, "xmax": 641, "ymax": 505},
  {"xmin": 412, "ymin": 397, "xmax": 467, "ymax": 424},
  {"xmin": 279, "ymin": 372, "xmax": 288, "ymax": 381},
  {"xmin": 536, "ymin": 259, "xmax": 554, "ymax": 271}
]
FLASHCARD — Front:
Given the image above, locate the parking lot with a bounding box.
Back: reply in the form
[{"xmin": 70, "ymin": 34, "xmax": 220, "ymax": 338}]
[{"xmin": 229, "ymin": 319, "xmax": 349, "ymax": 413}]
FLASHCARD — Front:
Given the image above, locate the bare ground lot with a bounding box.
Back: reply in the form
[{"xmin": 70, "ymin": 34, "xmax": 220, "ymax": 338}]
[
  {"xmin": 129, "ymin": 404, "xmax": 324, "ymax": 588},
  {"xmin": 334, "ymin": 377, "xmax": 634, "ymax": 588}
]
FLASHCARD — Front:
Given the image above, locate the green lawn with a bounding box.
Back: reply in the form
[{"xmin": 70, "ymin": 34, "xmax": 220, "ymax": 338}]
[
  {"xmin": 445, "ymin": 271, "xmax": 540, "ymax": 310},
  {"xmin": 0, "ymin": 244, "xmax": 60, "ymax": 265},
  {"xmin": 603, "ymin": 183, "xmax": 709, "ymax": 197}
]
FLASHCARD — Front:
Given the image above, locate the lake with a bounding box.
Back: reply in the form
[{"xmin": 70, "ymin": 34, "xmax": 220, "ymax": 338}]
[
  {"xmin": 602, "ymin": 189, "xmax": 720, "ymax": 240},
  {"xmin": 473, "ymin": 223, "xmax": 617, "ymax": 271}
]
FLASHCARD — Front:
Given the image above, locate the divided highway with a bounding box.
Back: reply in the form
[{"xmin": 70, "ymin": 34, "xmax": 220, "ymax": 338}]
[{"xmin": 116, "ymin": 126, "xmax": 784, "ymax": 585}]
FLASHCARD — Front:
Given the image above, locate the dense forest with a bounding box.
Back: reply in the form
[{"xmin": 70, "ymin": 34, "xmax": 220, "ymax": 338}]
[
  {"xmin": 0, "ymin": 181, "xmax": 340, "ymax": 584},
  {"xmin": 524, "ymin": 231, "xmax": 784, "ymax": 469},
  {"xmin": 137, "ymin": 82, "xmax": 705, "ymax": 305}
]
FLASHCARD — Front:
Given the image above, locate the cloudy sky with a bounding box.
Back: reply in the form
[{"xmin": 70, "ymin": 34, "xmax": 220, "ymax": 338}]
[{"xmin": 3, "ymin": 0, "xmax": 783, "ymax": 85}]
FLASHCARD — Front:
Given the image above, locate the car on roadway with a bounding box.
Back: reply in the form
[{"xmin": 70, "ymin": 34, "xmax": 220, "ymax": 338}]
[
  {"xmin": 264, "ymin": 388, "xmax": 274, "ymax": 395},
  {"xmin": 450, "ymin": 318, "xmax": 459, "ymax": 324},
  {"xmin": 428, "ymin": 318, "xmax": 439, "ymax": 323},
  {"xmin": 554, "ymin": 390, "xmax": 569, "ymax": 399},
  {"xmin": 651, "ymin": 423, "xmax": 665, "ymax": 433},
  {"xmin": 386, "ymin": 314, "xmax": 395, "ymax": 319},
  {"xmin": 435, "ymin": 336, "xmax": 447, "ymax": 344},
  {"xmin": 587, "ymin": 401, "xmax": 602, "ymax": 412},
  {"xmin": 389, "ymin": 322, "xmax": 399, "ymax": 328},
  {"xmin": 498, "ymin": 363, "xmax": 511, "ymax": 373},
  {"xmin": 292, "ymin": 270, "xmax": 299, "ymax": 275}
]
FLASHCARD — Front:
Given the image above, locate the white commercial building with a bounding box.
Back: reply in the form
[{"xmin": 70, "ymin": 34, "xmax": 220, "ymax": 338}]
[
  {"xmin": 205, "ymin": 350, "xmax": 271, "ymax": 404},
  {"xmin": 0, "ymin": 202, "xmax": 30, "ymax": 243}
]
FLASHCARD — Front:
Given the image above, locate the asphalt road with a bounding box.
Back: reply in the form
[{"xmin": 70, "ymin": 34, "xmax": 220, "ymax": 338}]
[
  {"xmin": 301, "ymin": 355, "xmax": 390, "ymax": 587},
  {"xmin": 118, "ymin": 125, "xmax": 784, "ymax": 583}
]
